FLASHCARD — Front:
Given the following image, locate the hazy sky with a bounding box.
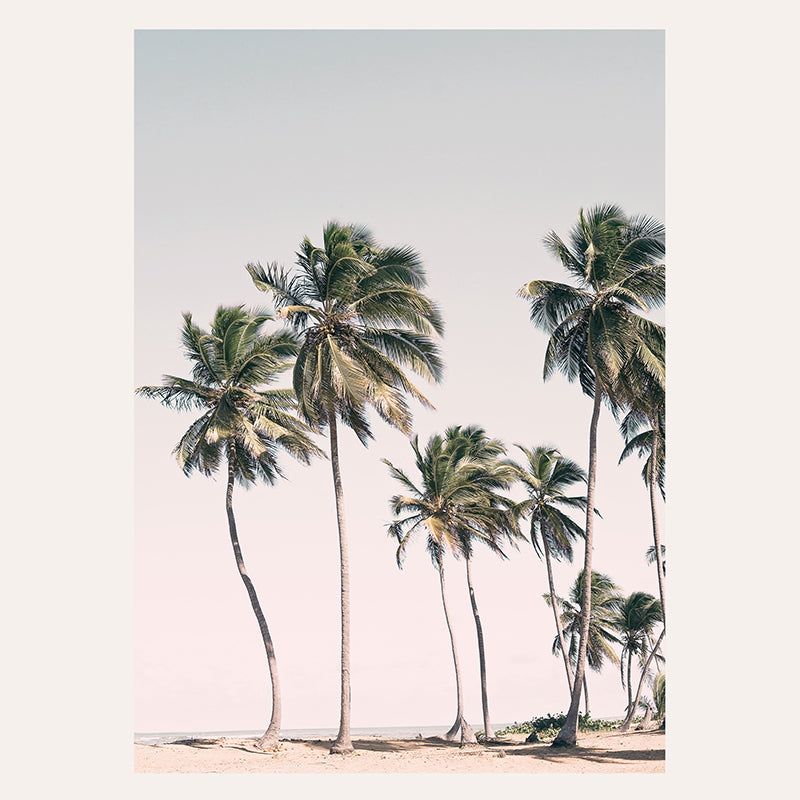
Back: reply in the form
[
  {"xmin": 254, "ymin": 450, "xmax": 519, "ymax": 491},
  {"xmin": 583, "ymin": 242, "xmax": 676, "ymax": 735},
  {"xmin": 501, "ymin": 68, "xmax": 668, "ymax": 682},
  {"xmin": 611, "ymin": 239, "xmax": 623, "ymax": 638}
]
[{"xmin": 134, "ymin": 29, "xmax": 665, "ymax": 734}]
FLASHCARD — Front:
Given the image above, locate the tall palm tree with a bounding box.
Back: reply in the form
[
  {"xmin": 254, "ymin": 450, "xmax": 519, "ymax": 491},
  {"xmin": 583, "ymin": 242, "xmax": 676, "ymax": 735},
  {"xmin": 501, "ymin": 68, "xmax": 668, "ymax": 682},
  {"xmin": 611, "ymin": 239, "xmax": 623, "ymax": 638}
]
[
  {"xmin": 443, "ymin": 426, "xmax": 521, "ymax": 740},
  {"xmin": 136, "ymin": 306, "xmax": 322, "ymax": 750},
  {"xmin": 512, "ymin": 446, "xmax": 588, "ymax": 694},
  {"xmin": 612, "ymin": 592, "xmax": 663, "ymax": 721},
  {"xmin": 545, "ymin": 570, "xmax": 622, "ymax": 716},
  {"xmin": 247, "ymin": 221, "xmax": 443, "ymax": 753},
  {"xmin": 518, "ymin": 204, "xmax": 665, "ymax": 746},
  {"xmin": 384, "ymin": 428, "xmax": 518, "ymax": 746}
]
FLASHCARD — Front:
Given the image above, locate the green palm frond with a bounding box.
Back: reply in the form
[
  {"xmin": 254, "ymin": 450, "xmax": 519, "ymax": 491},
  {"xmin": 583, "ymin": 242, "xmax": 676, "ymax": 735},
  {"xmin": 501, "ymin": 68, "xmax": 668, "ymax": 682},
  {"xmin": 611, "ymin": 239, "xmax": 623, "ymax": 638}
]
[
  {"xmin": 521, "ymin": 205, "xmax": 665, "ymax": 406},
  {"xmin": 138, "ymin": 306, "xmax": 322, "ymax": 485},
  {"xmin": 248, "ymin": 221, "xmax": 443, "ymax": 443},
  {"xmin": 385, "ymin": 427, "xmax": 520, "ymax": 569}
]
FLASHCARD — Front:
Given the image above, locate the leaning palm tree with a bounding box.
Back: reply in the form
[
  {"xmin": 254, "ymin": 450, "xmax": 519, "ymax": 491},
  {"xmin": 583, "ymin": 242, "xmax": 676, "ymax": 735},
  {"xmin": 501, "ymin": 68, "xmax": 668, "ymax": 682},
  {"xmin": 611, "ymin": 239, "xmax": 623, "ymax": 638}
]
[
  {"xmin": 444, "ymin": 426, "xmax": 521, "ymax": 740},
  {"xmin": 613, "ymin": 592, "xmax": 663, "ymax": 722},
  {"xmin": 384, "ymin": 429, "xmax": 518, "ymax": 746},
  {"xmin": 545, "ymin": 570, "xmax": 622, "ymax": 716},
  {"xmin": 518, "ymin": 204, "xmax": 665, "ymax": 746},
  {"xmin": 136, "ymin": 306, "xmax": 322, "ymax": 750},
  {"xmin": 247, "ymin": 221, "xmax": 443, "ymax": 753},
  {"xmin": 512, "ymin": 446, "xmax": 588, "ymax": 695}
]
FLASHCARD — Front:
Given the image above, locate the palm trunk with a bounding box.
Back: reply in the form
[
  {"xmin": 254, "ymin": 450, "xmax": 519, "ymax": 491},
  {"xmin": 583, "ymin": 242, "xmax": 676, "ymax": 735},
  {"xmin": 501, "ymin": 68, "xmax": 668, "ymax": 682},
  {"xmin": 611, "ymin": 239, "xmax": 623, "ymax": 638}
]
[
  {"xmin": 465, "ymin": 555, "xmax": 494, "ymax": 740},
  {"xmin": 649, "ymin": 452, "xmax": 666, "ymax": 627},
  {"xmin": 439, "ymin": 556, "xmax": 477, "ymax": 746},
  {"xmin": 224, "ymin": 441, "xmax": 282, "ymax": 750},
  {"xmin": 626, "ymin": 651, "xmax": 633, "ymax": 716},
  {"xmin": 327, "ymin": 410, "xmax": 354, "ymax": 755},
  {"xmin": 543, "ymin": 533, "xmax": 574, "ymax": 694},
  {"xmin": 583, "ymin": 673, "xmax": 589, "ymax": 717},
  {"xmin": 553, "ymin": 378, "xmax": 602, "ymax": 747},
  {"xmin": 619, "ymin": 628, "xmax": 665, "ymax": 731}
]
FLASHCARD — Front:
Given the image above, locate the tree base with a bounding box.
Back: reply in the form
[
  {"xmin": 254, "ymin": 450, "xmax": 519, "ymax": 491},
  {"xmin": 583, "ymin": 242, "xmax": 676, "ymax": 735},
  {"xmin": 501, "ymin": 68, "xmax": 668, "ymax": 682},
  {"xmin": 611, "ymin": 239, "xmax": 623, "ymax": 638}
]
[
  {"xmin": 256, "ymin": 735, "xmax": 280, "ymax": 751},
  {"xmin": 329, "ymin": 740, "xmax": 354, "ymax": 755},
  {"xmin": 551, "ymin": 735, "xmax": 577, "ymax": 748}
]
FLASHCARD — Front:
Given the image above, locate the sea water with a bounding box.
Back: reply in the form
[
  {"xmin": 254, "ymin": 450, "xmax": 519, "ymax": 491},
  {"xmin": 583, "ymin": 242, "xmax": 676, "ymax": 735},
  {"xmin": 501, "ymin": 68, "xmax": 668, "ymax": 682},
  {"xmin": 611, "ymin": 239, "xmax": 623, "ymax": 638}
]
[{"xmin": 134, "ymin": 724, "xmax": 513, "ymax": 746}]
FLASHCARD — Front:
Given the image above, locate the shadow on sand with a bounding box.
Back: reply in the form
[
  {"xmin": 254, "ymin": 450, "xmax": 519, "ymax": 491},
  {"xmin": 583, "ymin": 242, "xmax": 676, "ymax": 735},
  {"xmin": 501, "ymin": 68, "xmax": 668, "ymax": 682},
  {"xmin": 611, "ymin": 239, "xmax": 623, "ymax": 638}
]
[{"xmin": 167, "ymin": 728, "xmax": 665, "ymax": 764}]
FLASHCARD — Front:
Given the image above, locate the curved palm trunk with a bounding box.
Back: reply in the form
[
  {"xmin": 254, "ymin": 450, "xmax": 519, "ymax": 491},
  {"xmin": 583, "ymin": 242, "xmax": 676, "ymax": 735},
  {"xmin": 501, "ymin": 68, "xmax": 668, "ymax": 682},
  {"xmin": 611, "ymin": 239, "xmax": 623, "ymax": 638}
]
[
  {"xmin": 542, "ymin": 534, "xmax": 574, "ymax": 694},
  {"xmin": 553, "ymin": 379, "xmax": 602, "ymax": 747},
  {"xmin": 619, "ymin": 628, "xmax": 665, "ymax": 731},
  {"xmin": 327, "ymin": 411, "xmax": 354, "ymax": 755},
  {"xmin": 439, "ymin": 557, "xmax": 477, "ymax": 746},
  {"xmin": 465, "ymin": 556, "xmax": 494, "ymax": 739},
  {"xmin": 224, "ymin": 442, "xmax": 282, "ymax": 750}
]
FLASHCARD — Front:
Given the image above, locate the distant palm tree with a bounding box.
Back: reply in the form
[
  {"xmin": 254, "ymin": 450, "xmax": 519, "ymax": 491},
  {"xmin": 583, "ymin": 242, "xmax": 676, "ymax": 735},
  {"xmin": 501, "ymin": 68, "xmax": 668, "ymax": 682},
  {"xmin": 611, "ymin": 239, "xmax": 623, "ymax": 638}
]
[
  {"xmin": 384, "ymin": 428, "xmax": 518, "ymax": 746},
  {"xmin": 652, "ymin": 672, "xmax": 666, "ymax": 720},
  {"xmin": 545, "ymin": 570, "xmax": 622, "ymax": 716},
  {"xmin": 136, "ymin": 306, "xmax": 322, "ymax": 750},
  {"xmin": 247, "ymin": 221, "xmax": 443, "ymax": 754},
  {"xmin": 519, "ymin": 204, "xmax": 665, "ymax": 746},
  {"xmin": 612, "ymin": 592, "xmax": 663, "ymax": 720},
  {"xmin": 512, "ymin": 446, "xmax": 588, "ymax": 694}
]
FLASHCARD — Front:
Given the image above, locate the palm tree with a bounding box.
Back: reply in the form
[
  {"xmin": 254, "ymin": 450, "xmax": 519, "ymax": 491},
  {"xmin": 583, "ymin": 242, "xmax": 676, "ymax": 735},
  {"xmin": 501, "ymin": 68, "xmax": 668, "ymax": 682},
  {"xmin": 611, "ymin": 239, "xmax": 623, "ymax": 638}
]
[
  {"xmin": 618, "ymin": 370, "xmax": 666, "ymax": 623},
  {"xmin": 136, "ymin": 306, "xmax": 322, "ymax": 750},
  {"xmin": 384, "ymin": 428, "xmax": 518, "ymax": 746},
  {"xmin": 512, "ymin": 446, "xmax": 588, "ymax": 695},
  {"xmin": 652, "ymin": 672, "xmax": 666, "ymax": 721},
  {"xmin": 613, "ymin": 592, "xmax": 663, "ymax": 722},
  {"xmin": 247, "ymin": 221, "xmax": 443, "ymax": 753},
  {"xmin": 545, "ymin": 570, "xmax": 621, "ymax": 716},
  {"xmin": 443, "ymin": 426, "xmax": 521, "ymax": 740},
  {"xmin": 518, "ymin": 204, "xmax": 665, "ymax": 746}
]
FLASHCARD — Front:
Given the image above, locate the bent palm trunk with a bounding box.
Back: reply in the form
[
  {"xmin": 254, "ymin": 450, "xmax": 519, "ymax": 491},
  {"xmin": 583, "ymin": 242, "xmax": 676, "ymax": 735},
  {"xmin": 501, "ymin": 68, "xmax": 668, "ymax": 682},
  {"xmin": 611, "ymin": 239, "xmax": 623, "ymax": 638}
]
[
  {"xmin": 439, "ymin": 557, "xmax": 477, "ymax": 746},
  {"xmin": 553, "ymin": 379, "xmax": 602, "ymax": 747},
  {"xmin": 225, "ymin": 442, "xmax": 282, "ymax": 750},
  {"xmin": 465, "ymin": 556, "xmax": 494, "ymax": 739},
  {"xmin": 327, "ymin": 410, "xmax": 354, "ymax": 755}
]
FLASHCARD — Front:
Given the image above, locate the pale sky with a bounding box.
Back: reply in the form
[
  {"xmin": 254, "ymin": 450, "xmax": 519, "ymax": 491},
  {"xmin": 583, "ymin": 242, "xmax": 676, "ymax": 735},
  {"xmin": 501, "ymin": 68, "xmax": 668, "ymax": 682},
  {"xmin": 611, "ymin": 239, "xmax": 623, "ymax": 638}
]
[{"xmin": 134, "ymin": 29, "xmax": 666, "ymax": 734}]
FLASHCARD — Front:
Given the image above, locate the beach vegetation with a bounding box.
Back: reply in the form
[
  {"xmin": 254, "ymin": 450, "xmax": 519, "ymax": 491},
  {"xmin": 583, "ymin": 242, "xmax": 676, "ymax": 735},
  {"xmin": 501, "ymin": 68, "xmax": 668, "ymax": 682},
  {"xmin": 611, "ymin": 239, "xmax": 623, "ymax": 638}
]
[{"xmin": 496, "ymin": 712, "xmax": 622, "ymax": 741}]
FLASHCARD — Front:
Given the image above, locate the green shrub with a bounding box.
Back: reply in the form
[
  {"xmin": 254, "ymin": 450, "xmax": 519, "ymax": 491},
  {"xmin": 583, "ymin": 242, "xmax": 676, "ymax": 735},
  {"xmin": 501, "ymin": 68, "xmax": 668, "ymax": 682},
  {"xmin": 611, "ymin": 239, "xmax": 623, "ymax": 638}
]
[{"xmin": 496, "ymin": 713, "xmax": 631, "ymax": 740}]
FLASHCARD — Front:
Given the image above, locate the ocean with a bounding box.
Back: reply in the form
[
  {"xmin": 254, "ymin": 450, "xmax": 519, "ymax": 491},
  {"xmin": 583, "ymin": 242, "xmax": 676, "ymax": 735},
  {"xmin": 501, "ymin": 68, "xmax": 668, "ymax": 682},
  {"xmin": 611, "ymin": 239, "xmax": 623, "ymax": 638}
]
[{"xmin": 134, "ymin": 724, "xmax": 515, "ymax": 746}]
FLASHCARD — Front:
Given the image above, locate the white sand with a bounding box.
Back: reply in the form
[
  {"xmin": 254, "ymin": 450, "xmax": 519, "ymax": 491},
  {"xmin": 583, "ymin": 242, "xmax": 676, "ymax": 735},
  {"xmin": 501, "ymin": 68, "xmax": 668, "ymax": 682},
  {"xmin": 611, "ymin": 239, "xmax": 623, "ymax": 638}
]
[{"xmin": 135, "ymin": 728, "xmax": 665, "ymax": 773}]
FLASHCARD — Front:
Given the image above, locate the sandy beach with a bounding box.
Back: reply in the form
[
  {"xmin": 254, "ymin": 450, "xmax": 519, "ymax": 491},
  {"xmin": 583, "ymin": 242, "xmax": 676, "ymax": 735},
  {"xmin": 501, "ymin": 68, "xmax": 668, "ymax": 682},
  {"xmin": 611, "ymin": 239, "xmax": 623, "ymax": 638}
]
[{"xmin": 134, "ymin": 728, "xmax": 665, "ymax": 774}]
